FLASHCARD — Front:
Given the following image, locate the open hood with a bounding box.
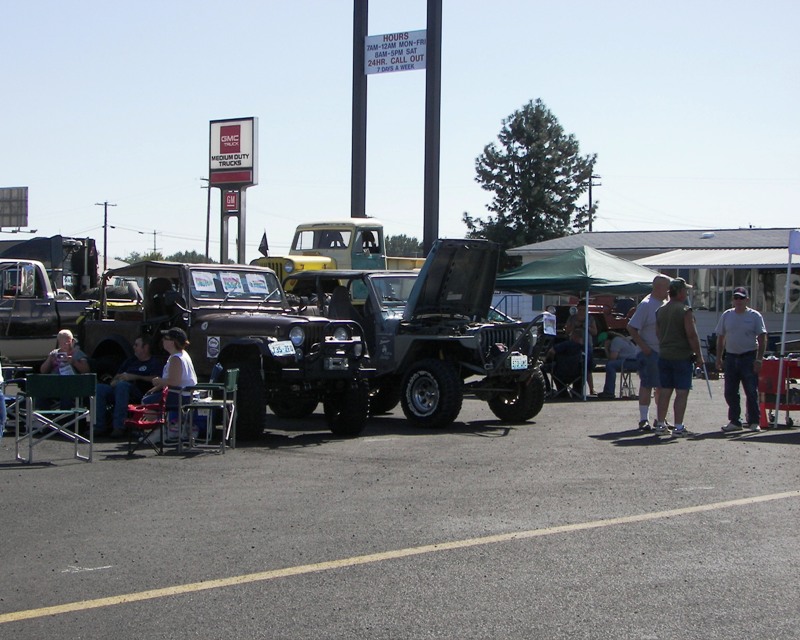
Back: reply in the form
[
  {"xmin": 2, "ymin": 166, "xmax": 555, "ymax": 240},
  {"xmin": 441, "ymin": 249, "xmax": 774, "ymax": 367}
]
[{"xmin": 403, "ymin": 239, "xmax": 499, "ymax": 321}]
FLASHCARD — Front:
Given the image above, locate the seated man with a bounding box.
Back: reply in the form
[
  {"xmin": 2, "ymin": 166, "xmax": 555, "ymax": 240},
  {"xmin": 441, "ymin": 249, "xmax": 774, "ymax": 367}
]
[
  {"xmin": 541, "ymin": 335, "xmax": 588, "ymax": 397},
  {"xmin": 597, "ymin": 331, "xmax": 641, "ymax": 399},
  {"xmin": 95, "ymin": 336, "xmax": 165, "ymax": 437}
]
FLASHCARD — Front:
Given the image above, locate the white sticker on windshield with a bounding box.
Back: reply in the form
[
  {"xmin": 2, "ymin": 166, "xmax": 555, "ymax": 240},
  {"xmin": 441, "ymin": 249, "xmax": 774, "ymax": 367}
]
[
  {"xmin": 246, "ymin": 273, "xmax": 269, "ymax": 293},
  {"xmin": 193, "ymin": 272, "xmax": 217, "ymax": 292},
  {"xmin": 220, "ymin": 272, "xmax": 244, "ymax": 293}
]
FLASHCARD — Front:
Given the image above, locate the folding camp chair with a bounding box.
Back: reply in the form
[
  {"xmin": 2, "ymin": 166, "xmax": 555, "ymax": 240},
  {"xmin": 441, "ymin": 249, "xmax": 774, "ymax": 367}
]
[
  {"xmin": 179, "ymin": 368, "xmax": 239, "ymax": 453},
  {"xmin": 618, "ymin": 360, "xmax": 638, "ymax": 399},
  {"xmin": 544, "ymin": 351, "xmax": 585, "ymax": 400},
  {"xmin": 124, "ymin": 387, "xmax": 170, "ymax": 456},
  {"xmin": 15, "ymin": 373, "xmax": 96, "ymax": 464}
]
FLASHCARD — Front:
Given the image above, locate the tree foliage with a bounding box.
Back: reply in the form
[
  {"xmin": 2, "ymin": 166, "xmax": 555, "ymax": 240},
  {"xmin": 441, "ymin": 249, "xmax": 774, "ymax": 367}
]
[
  {"xmin": 385, "ymin": 234, "xmax": 423, "ymax": 257},
  {"xmin": 463, "ymin": 99, "xmax": 597, "ymax": 261},
  {"xmin": 116, "ymin": 251, "xmax": 163, "ymax": 263},
  {"xmin": 116, "ymin": 249, "xmax": 214, "ymax": 264},
  {"xmin": 168, "ymin": 250, "xmax": 215, "ymax": 264}
]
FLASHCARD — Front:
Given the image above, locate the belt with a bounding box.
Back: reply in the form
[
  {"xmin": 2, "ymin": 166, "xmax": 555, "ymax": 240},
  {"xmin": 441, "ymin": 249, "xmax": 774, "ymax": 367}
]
[{"xmin": 728, "ymin": 350, "xmax": 756, "ymax": 357}]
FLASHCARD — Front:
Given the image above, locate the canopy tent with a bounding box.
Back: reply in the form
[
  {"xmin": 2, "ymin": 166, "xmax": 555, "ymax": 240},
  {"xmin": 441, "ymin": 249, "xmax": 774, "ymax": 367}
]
[
  {"xmin": 496, "ymin": 246, "xmax": 662, "ymax": 401},
  {"xmin": 496, "ymin": 245, "xmax": 660, "ymax": 295}
]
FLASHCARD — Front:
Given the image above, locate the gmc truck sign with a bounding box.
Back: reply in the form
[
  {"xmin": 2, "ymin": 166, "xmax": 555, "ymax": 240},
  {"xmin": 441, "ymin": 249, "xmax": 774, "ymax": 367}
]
[{"xmin": 209, "ymin": 117, "xmax": 258, "ymax": 186}]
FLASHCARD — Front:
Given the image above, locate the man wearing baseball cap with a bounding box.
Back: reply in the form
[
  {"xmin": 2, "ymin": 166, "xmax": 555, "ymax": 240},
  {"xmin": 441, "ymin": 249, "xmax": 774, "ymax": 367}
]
[
  {"xmin": 654, "ymin": 278, "xmax": 704, "ymax": 437},
  {"xmin": 715, "ymin": 287, "xmax": 767, "ymax": 432}
]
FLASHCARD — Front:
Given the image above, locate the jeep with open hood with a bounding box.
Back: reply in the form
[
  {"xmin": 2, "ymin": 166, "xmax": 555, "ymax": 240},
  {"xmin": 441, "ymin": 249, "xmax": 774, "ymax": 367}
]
[
  {"xmin": 80, "ymin": 261, "xmax": 373, "ymax": 439},
  {"xmin": 284, "ymin": 238, "xmax": 554, "ymax": 428}
]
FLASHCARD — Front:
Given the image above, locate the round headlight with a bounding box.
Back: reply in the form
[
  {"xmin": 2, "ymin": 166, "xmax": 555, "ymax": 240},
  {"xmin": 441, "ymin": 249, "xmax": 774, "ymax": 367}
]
[
  {"xmin": 289, "ymin": 326, "xmax": 305, "ymax": 346},
  {"xmin": 333, "ymin": 326, "xmax": 350, "ymax": 341},
  {"xmin": 284, "ymin": 259, "xmax": 295, "ymax": 274}
]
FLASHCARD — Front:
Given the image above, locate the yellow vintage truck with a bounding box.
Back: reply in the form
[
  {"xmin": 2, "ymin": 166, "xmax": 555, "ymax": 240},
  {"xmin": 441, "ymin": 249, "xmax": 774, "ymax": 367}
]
[{"xmin": 252, "ymin": 219, "xmax": 425, "ymax": 285}]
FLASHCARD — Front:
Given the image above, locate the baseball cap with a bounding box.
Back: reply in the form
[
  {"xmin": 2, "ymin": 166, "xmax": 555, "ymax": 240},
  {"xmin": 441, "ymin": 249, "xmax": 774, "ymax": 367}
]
[
  {"xmin": 733, "ymin": 286, "xmax": 749, "ymax": 299},
  {"xmin": 668, "ymin": 277, "xmax": 690, "ymax": 295}
]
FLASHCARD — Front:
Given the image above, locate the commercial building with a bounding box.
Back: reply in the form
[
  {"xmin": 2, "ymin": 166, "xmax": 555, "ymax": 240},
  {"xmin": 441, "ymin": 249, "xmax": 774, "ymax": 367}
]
[{"xmin": 503, "ymin": 227, "xmax": 799, "ymax": 344}]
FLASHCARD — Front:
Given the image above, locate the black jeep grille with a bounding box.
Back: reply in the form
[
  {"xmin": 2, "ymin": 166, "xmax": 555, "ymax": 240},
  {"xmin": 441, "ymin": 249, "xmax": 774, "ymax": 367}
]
[
  {"xmin": 303, "ymin": 323, "xmax": 326, "ymax": 347},
  {"xmin": 479, "ymin": 326, "xmax": 522, "ymax": 353}
]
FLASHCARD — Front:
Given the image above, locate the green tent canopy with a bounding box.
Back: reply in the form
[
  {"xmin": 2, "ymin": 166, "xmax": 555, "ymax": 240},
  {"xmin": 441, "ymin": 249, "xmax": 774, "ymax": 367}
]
[{"xmin": 496, "ymin": 245, "xmax": 660, "ymax": 295}]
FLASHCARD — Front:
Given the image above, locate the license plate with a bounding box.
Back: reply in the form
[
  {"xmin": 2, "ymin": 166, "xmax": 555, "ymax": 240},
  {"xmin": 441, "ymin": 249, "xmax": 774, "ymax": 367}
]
[
  {"xmin": 510, "ymin": 354, "xmax": 528, "ymax": 370},
  {"xmin": 269, "ymin": 340, "xmax": 296, "ymax": 356}
]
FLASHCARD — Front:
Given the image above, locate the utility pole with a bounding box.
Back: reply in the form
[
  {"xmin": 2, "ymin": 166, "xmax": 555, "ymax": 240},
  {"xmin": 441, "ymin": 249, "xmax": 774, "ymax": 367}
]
[
  {"xmin": 200, "ymin": 177, "xmax": 211, "ymax": 260},
  {"xmin": 95, "ymin": 200, "xmax": 117, "ymax": 272},
  {"xmin": 587, "ymin": 174, "xmax": 601, "ymax": 232}
]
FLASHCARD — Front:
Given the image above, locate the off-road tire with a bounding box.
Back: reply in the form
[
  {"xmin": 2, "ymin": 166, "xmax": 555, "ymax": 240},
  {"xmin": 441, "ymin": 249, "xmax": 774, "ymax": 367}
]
[
  {"xmin": 488, "ymin": 369, "xmax": 546, "ymax": 422},
  {"xmin": 268, "ymin": 398, "xmax": 318, "ymax": 419},
  {"xmin": 232, "ymin": 361, "xmax": 266, "ymax": 440},
  {"xmin": 400, "ymin": 359, "xmax": 462, "ymax": 428},
  {"xmin": 323, "ymin": 381, "xmax": 369, "ymax": 437},
  {"xmin": 369, "ymin": 382, "xmax": 401, "ymax": 415}
]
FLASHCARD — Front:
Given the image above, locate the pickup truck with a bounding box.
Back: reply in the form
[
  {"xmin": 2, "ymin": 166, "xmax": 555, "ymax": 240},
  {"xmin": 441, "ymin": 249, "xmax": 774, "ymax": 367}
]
[
  {"xmin": 0, "ymin": 258, "xmax": 91, "ymax": 366},
  {"xmin": 252, "ymin": 219, "xmax": 425, "ymax": 283},
  {"xmin": 80, "ymin": 260, "xmax": 374, "ymax": 440}
]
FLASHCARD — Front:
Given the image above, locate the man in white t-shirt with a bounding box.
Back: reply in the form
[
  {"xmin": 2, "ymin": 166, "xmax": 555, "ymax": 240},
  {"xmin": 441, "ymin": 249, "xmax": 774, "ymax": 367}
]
[
  {"xmin": 598, "ymin": 332, "xmax": 641, "ymax": 398},
  {"xmin": 627, "ymin": 274, "xmax": 671, "ymax": 430}
]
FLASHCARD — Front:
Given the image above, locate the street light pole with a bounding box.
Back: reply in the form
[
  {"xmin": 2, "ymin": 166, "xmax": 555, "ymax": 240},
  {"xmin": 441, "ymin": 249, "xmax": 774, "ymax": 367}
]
[{"xmin": 95, "ymin": 201, "xmax": 117, "ymax": 272}]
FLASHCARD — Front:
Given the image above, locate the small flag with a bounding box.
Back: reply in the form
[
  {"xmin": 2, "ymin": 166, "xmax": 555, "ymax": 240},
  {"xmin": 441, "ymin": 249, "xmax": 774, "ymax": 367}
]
[
  {"xmin": 258, "ymin": 231, "xmax": 269, "ymax": 257},
  {"xmin": 789, "ymin": 229, "xmax": 800, "ymax": 256}
]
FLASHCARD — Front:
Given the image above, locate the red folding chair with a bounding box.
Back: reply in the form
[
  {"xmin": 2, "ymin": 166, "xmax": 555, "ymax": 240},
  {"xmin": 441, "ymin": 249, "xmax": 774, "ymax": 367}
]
[{"xmin": 124, "ymin": 387, "xmax": 169, "ymax": 456}]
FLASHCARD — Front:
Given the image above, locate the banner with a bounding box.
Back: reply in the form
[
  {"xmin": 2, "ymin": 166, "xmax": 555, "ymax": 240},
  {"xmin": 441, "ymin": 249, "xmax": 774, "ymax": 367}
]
[{"xmin": 789, "ymin": 229, "xmax": 800, "ymax": 256}]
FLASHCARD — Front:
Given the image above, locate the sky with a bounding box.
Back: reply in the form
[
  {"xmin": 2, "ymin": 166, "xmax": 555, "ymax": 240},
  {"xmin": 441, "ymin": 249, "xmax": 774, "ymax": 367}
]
[{"xmin": 2, "ymin": 0, "xmax": 798, "ymax": 263}]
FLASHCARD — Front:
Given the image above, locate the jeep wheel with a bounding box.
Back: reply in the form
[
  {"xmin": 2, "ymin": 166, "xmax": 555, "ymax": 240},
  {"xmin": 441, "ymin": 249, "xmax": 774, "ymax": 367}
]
[
  {"xmin": 324, "ymin": 382, "xmax": 369, "ymax": 437},
  {"xmin": 268, "ymin": 398, "xmax": 318, "ymax": 419},
  {"xmin": 401, "ymin": 359, "xmax": 462, "ymax": 428},
  {"xmin": 232, "ymin": 361, "xmax": 266, "ymax": 440},
  {"xmin": 369, "ymin": 382, "xmax": 401, "ymax": 415},
  {"xmin": 488, "ymin": 369, "xmax": 546, "ymax": 422}
]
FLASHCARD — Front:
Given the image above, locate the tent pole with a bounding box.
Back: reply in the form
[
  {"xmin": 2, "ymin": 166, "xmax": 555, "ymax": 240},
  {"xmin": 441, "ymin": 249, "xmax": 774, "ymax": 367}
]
[
  {"xmin": 583, "ymin": 290, "xmax": 590, "ymax": 401},
  {"xmin": 773, "ymin": 252, "xmax": 793, "ymax": 427}
]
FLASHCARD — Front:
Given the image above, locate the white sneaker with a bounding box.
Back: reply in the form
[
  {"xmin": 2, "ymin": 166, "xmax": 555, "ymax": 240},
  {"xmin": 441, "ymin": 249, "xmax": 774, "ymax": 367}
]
[
  {"xmin": 722, "ymin": 422, "xmax": 743, "ymax": 433},
  {"xmin": 747, "ymin": 424, "xmax": 762, "ymax": 432},
  {"xmin": 654, "ymin": 423, "xmax": 671, "ymax": 435}
]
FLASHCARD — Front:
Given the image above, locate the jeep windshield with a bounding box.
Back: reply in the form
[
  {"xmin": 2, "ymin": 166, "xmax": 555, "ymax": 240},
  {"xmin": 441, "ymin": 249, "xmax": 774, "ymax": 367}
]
[
  {"xmin": 368, "ymin": 273, "xmax": 417, "ymax": 308},
  {"xmin": 189, "ymin": 268, "xmax": 284, "ymax": 304}
]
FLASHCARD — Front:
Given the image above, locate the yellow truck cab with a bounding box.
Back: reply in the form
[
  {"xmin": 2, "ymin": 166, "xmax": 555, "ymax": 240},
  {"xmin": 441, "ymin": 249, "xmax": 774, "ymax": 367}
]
[{"xmin": 252, "ymin": 219, "xmax": 424, "ymax": 286}]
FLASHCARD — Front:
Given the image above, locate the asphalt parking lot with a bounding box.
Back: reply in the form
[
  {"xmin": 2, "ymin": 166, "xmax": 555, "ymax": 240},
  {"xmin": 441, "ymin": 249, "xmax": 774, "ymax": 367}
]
[{"xmin": 1, "ymin": 376, "xmax": 799, "ymax": 639}]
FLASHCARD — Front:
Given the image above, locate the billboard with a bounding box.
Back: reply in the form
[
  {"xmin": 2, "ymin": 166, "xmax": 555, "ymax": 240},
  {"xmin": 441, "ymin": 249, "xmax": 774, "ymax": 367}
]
[
  {"xmin": 209, "ymin": 117, "xmax": 258, "ymax": 186},
  {"xmin": 0, "ymin": 186, "xmax": 29, "ymax": 227}
]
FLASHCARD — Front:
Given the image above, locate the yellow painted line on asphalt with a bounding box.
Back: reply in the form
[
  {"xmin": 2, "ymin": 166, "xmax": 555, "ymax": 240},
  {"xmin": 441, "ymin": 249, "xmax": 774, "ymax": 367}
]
[{"xmin": 2, "ymin": 489, "xmax": 799, "ymax": 624}]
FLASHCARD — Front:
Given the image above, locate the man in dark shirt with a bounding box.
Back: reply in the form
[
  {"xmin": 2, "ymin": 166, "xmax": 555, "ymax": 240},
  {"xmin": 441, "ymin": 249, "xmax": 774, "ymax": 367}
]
[
  {"xmin": 95, "ymin": 336, "xmax": 164, "ymax": 437},
  {"xmin": 654, "ymin": 278, "xmax": 704, "ymax": 437}
]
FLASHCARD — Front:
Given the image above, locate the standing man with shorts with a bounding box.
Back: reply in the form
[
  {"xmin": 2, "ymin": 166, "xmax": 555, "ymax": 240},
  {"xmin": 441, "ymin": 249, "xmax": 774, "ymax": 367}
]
[
  {"xmin": 655, "ymin": 278, "xmax": 704, "ymax": 437},
  {"xmin": 627, "ymin": 274, "xmax": 671, "ymax": 431},
  {"xmin": 715, "ymin": 287, "xmax": 767, "ymax": 432}
]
